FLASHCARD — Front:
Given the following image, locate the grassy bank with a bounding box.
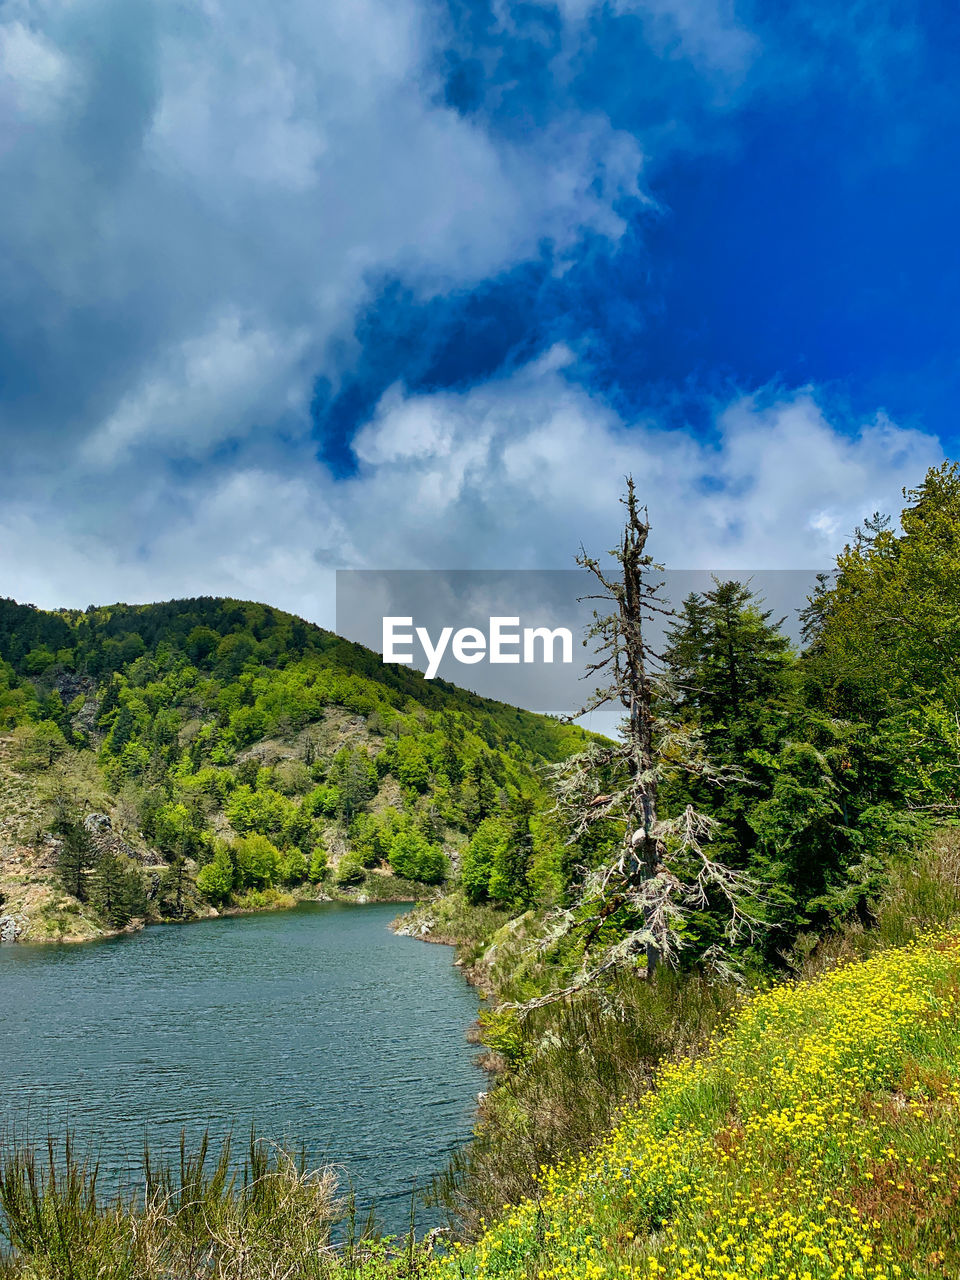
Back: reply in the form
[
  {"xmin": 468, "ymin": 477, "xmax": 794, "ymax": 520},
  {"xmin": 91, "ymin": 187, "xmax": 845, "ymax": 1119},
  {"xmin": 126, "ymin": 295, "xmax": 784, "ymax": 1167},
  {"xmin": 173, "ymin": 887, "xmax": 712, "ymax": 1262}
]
[
  {"xmin": 0, "ymin": 1132, "xmax": 352, "ymax": 1280},
  {"xmin": 432, "ymin": 929, "xmax": 960, "ymax": 1280},
  {"xmin": 423, "ymin": 829, "xmax": 960, "ymax": 1237},
  {"xmin": 4, "ymin": 836, "xmax": 959, "ymax": 1278}
]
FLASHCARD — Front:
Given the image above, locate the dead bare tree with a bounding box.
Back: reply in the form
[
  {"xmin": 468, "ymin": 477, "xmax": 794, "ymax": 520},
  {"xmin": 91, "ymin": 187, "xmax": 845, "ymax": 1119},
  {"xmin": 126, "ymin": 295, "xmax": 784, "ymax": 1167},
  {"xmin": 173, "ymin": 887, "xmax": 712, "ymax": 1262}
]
[{"xmin": 523, "ymin": 479, "xmax": 761, "ymax": 1003}]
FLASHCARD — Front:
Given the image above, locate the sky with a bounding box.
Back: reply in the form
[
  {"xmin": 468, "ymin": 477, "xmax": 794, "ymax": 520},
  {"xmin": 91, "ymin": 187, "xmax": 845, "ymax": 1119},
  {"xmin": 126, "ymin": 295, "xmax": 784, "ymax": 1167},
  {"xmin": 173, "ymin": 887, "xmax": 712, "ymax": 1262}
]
[{"xmin": 0, "ymin": 0, "xmax": 956, "ymax": 627}]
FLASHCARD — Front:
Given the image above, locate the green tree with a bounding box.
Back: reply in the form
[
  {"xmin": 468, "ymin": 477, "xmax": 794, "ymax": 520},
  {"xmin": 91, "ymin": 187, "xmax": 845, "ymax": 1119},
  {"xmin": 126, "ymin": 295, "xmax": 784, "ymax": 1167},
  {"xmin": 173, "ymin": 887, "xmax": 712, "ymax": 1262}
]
[
  {"xmin": 664, "ymin": 580, "xmax": 795, "ymax": 737},
  {"xmin": 334, "ymin": 851, "xmax": 366, "ymax": 886},
  {"xmin": 225, "ymin": 786, "xmax": 290, "ymax": 839},
  {"xmin": 11, "ymin": 720, "xmax": 67, "ymax": 770},
  {"xmin": 233, "ymin": 834, "xmax": 281, "ymax": 889},
  {"xmin": 388, "ymin": 737, "xmax": 431, "ymax": 791},
  {"xmin": 91, "ymin": 850, "xmax": 145, "ymax": 928},
  {"xmin": 308, "ymin": 844, "xmax": 328, "ymax": 883},
  {"xmin": 160, "ymin": 856, "xmax": 189, "ymax": 918},
  {"xmin": 489, "ymin": 795, "xmax": 535, "ymax": 908},
  {"xmin": 388, "ymin": 828, "xmax": 447, "ymax": 883},
  {"xmin": 660, "ymin": 580, "xmax": 797, "ymax": 873},
  {"xmin": 106, "ymin": 701, "xmax": 136, "ymax": 755},
  {"xmin": 460, "ymin": 816, "xmax": 508, "ymax": 904},
  {"xmin": 328, "ymin": 748, "xmax": 378, "ymax": 820},
  {"xmin": 196, "ymin": 845, "xmax": 234, "ymax": 903},
  {"xmin": 806, "ymin": 462, "xmax": 960, "ymax": 812},
  {"xmin": 153, "ymin": 801, "xmax": 202, "ymax": 859},
  {"xmin": 279, "ymin": 847, "xmax": 308, "ymax": 885},
  {"xmin": 56, "ymin": 820, "xmax": 95, "ymax": 902}
]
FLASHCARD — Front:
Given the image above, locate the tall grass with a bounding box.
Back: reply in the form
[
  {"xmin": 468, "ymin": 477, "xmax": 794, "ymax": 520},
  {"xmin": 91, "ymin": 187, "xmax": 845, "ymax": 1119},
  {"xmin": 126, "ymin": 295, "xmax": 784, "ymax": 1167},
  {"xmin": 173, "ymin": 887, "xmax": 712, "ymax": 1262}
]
[
  {"xmin": 5, "ymin": 835, "xmax": 958, "ymax": 1277},
  {"xmin": 431, "ymin": 969, "xmax": 738, "ymax": 1236},
  {"xmin": 0, "ymin": 1129, "xmax": 428, "ymax": 1280}
]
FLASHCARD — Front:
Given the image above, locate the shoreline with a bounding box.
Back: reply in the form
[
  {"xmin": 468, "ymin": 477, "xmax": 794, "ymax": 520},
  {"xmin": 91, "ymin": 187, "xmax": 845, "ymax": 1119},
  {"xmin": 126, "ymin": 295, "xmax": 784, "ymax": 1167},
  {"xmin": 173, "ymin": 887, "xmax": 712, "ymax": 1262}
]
[{"xmin": 0, "ymin": 880, "xmax": 432, "ymax": 949}]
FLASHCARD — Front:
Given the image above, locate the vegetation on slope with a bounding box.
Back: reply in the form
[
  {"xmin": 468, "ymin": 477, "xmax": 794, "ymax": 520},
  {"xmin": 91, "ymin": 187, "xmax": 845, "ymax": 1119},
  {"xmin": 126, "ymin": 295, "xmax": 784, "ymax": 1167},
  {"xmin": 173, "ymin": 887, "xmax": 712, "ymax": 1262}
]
[
  {"xmin": 2, "ymin": 854, "xmax": 958, "ymax": 1280},
  {"xmin": 434, "ymin": 928, "xmax": 960, "ymax": 1280},
  {"xmin": 426, "ymin": 827, "xmax": 960, "ymax": 1238},
  {"xmin": 0, "ymin": 597, "xmax": 590, "ymax": 940},
  {"xmin": 414, "ymin": 462, "xmax": 960, "ymax": 1260}
]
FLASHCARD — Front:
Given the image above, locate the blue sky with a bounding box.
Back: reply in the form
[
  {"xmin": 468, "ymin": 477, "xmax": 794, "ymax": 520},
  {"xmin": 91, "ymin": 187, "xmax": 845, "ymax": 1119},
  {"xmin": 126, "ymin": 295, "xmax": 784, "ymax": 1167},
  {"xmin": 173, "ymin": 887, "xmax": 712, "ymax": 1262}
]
[{"xmin": 0, "ymin": 0, "xmax": 954, "ymax": 621}]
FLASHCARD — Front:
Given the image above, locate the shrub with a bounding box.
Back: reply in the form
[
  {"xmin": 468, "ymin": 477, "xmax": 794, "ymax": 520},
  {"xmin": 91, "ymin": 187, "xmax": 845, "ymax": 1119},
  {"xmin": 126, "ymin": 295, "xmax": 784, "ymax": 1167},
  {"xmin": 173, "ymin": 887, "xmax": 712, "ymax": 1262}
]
[
  {"xmin": 232, "ymin": 834, "xmax": 281, "ymax": 889},
  {"xmin": 11, "ymin": 720, "xmax": 67, "ymax": 771},
  {"xmin": 279, "ymin": 847, "xmax": 308, "ymax": 885},
  {"xmin": 333, "ymin": 852, "xmax": 366, "ymax": 887},
  {"xmin": 308, "ymin": 844, "xmax": 328, "ymax": 883}
]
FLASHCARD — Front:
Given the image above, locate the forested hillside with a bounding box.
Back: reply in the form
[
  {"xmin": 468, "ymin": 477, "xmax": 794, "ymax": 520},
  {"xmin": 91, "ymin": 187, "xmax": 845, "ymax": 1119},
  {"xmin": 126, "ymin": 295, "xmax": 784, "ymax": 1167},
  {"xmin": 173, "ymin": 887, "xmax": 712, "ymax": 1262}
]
[
  {"xmin": 0, "ymin": 596, "xmax": 589, "ymax": 942},
  {"xmin": 3, "ymin": 464, "xmax": 960, "ymax": 961}
]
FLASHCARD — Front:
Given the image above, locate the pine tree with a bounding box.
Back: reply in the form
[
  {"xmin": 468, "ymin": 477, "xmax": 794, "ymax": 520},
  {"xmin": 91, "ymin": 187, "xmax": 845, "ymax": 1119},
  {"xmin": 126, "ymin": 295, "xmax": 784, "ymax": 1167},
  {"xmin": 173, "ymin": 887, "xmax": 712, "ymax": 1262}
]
[
  {"xmin": 91, "ymin": 850, "xmax": 143, "ymax": 928},
  {"xmin": 489, "ymin": 795, "xmax": 535, "ymax": 908},
  {"xmin": 664, "ymin": 580, "xmax": 794, "ymax": 735},
  {"xmin": 527, "ymin": 480, "xmax": 760, "ymax": 1003},
  {"xmin": 56, "ymin": 819, "xmax": 95, "ymax": 902},
  {"xmin": 660, "ymin": 580, "xmax": 796, "ymax": 870}
]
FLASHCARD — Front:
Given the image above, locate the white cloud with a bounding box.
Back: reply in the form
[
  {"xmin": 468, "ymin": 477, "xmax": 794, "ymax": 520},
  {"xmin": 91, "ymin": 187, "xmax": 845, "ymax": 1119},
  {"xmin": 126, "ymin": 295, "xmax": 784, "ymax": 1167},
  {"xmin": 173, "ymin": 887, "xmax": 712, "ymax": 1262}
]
[
  {"xmin": 531, "ymin": 0, "xmax": 758, "ymax": 82},
  {"xmin": 0, "ymin": 0, "xmax": 943, "ymax": 656},
  {"xmin": 346, "ymin": 356, "xmax": 943, "ymax": 571},
  {"xmin": 0, "ymin": 20, "xmax": 73, "ymax": 124},
  {"xmin": 0, "ymin": 0, "xmax": 644, "ymax": 475},
  {"xmin": 0, "ymin": 355, "xmax": 943, "ymax": 631},
  {"xmin": 82, "ymin": 312, "xmax": 311, "ymax": 463}
]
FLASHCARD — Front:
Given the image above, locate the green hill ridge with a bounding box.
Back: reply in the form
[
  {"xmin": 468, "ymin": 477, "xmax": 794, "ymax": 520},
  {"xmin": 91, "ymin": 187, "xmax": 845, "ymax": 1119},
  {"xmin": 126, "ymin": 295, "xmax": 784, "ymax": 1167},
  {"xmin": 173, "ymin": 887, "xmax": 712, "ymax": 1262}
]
[{"xmin": 0, "ymin": 595, "xmax": 591, "ymax": 943}]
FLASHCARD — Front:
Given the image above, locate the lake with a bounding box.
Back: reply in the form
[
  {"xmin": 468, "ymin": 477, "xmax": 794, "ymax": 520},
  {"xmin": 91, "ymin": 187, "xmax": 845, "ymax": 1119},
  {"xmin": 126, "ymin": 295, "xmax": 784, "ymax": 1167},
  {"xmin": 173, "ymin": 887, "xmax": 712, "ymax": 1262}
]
[{"xmin": 0, "ymin": 902, "xmax": 481, "ymax": 1233}]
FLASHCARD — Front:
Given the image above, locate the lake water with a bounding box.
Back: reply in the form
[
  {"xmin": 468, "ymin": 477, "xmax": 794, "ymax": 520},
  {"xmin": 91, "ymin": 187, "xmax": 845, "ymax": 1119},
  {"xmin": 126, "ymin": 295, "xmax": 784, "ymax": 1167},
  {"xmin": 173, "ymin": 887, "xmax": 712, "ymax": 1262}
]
[{"xmin": 0, "ymin": 902, "xmax": 481, "ymax": 1232}]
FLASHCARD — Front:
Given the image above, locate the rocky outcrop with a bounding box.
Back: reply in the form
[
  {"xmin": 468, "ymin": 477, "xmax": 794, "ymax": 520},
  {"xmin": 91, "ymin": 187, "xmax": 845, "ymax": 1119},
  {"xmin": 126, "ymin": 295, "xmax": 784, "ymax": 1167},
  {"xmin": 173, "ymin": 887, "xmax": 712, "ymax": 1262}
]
[
  {"xmin": 83, "ymin": 812, "xmax": 166, "ymax": 867},
  {"xmin": 0, "ymin": 913, "xmax": 24, "ymax": 942},
  {"xmin": 53, "ymin": 673, "xmax": 99, "ymax": 736}
]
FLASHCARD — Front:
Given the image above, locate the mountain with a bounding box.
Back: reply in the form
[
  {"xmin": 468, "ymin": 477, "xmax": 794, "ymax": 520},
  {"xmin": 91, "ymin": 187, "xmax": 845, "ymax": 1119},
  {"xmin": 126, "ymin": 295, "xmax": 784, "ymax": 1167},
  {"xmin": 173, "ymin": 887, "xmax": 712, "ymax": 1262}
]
[{"xmin": 0, "ymin": 596, "xmax": 592, "ymax": 943}]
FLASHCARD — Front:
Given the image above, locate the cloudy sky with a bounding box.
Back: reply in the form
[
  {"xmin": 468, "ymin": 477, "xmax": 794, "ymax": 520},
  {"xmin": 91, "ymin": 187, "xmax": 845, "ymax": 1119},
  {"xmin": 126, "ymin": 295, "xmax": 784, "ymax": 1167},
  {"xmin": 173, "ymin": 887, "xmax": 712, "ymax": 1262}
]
[{"xmin": 0, "ymin": 0, "xmax": 955, "ymax": 625}]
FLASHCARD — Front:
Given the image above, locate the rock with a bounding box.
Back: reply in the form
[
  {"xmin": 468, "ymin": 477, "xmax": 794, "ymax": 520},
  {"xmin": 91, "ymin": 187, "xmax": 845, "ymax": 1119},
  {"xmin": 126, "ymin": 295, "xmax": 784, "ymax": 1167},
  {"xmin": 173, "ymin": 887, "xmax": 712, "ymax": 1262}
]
[
  {"xmin": 84, "ymin": 812, "xmax": 165, "ymax": 868},
  {"xmin": 0, "ymin": 914, "xmax": 23, "ymax": 943}
]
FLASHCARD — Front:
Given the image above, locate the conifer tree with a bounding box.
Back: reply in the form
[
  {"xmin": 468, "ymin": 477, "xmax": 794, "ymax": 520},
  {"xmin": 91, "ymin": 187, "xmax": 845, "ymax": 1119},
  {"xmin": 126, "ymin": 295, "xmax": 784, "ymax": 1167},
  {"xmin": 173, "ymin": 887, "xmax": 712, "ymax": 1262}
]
[
  {"xmin": 56, "ymin": 820, "xmax": 96, "ymax": 903},
  {"xmin": 533, "ymin": 480, "xmax": 760, "ymax": 1001},
  {"xmin": 91, "ymin": 850, "xmax": 145, "ymax": 928}
]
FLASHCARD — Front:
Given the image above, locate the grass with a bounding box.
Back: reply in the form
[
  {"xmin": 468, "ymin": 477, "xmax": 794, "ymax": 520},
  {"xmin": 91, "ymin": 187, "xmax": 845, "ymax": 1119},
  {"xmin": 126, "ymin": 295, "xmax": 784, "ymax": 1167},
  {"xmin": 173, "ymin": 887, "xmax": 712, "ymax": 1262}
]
[
  {"xmin": 428, "ymin": 829, "xmax": 960, "ymax": 1241},
  {"xmin": 432, "ymin": 972, "xmax": 738, "ymax": 1238},
  {"xmin": 5, "ymin": 928, "xmax": 959, "ymax": 1279},
  {"xmin": 0, "ymin": 1130, "xmax": 435, "ymax": 1280},
  {"xmin": 228, "ymin": 886, "xmax": 300, "ymax": 913},
  {"xmin": 393, "ymin": 895, "xmax": 510, "ymax": 975},
  {"xmin": 433, "ymin": 930, "xmax": 960, "ymax": 1280}
]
